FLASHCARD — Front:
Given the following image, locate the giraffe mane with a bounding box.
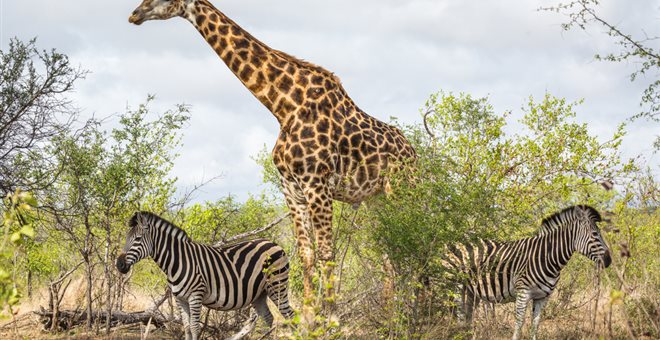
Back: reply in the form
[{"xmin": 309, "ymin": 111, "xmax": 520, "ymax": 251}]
[
  {"xmin": 206, "ymin": 1, "xmax": 344, "ymax": 87},
  {"xmin": 271, "ymin": 49, "xmax": 344, "ymax": 86},
  {"xmin": 539, "ymin": 205, "xmax": 602, "ymax": 234},
  {"xmin": 129, "ymin": 211, "xmax": 190, "ymax": 240}
]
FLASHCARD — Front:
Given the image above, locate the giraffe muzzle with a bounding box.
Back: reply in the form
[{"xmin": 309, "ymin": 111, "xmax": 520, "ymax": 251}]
[{"xmin": 129, "ymin": 10, "xmax": 145, "ymax": 25}]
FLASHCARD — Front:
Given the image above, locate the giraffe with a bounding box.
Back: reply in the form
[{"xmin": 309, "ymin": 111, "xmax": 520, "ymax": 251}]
[{"xmin": 129, "ymin": 0, "xmax": 416, "ymax": 312}]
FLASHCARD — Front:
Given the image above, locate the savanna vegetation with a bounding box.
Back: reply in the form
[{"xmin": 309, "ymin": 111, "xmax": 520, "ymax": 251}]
[{"xmin": 1, "ymin": 4, "xmax": 658, "ymax": 338}]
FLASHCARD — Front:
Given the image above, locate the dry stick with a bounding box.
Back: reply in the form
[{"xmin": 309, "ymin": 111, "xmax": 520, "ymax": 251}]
[
  {"xmin": 256, "ymin": 326, "xmax": 275, "ymax": 340},
  {"xmin": 50, "ymin": 261, "xmax": 85, "ymax": 287},
  {"xmin": 336, "ymin": 210, "xmax": 358, "ymax": 295},
  {"xmin": 591, "ymin": 268, "xmax": 601, "ymax": 334},
  {"xmin": 609, "ymin": 257, "xmax": 637, "ymax": 340},
  {"xmin": 336, "ymin": 232, "xmax": 352, "ymax": 295},
  {"xmin": 142, "ymin": 316, "xmax": 153, "ymax": 340},
  {"xmin": 216, "ymin": 213, "xmax": 290, "ymax": 247},
  {"xmin": 146, "ymin": 288, "xmax": 171, "ymax": 314},
  {"xmin": 49, "ymin": 261, "xmax": 84, "ymax": 331}
]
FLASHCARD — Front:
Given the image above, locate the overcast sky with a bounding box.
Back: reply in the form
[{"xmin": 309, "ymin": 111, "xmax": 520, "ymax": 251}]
[{"xmin": 2, "ymin": 0, "xmax": 658, "ymax": 203}]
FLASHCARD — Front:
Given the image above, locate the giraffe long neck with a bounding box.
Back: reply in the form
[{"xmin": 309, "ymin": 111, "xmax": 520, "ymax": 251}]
[{"xmin": 184, "ymin": 0, "xmax": 307, "ymax": 125}]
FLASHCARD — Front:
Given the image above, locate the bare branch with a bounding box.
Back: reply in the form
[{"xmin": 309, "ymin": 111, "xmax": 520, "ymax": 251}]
[{"xmin": 215, "ymin": 213, "xmax": 290, "ymax": 247}]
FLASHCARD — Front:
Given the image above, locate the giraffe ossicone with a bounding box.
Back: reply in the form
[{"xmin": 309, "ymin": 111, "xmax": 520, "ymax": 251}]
[{"xmin": 129, "ymin": 0, "xmax": 416, "ymax": 320}]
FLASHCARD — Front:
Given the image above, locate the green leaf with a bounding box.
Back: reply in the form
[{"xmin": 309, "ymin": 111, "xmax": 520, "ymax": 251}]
[
  {"xmin": 10, "ymin": 232, "xmax": 21, "ymax": 243},
  {"xmin": 19, "ymin": 225, "xmax": 35, "ymax": 238}
]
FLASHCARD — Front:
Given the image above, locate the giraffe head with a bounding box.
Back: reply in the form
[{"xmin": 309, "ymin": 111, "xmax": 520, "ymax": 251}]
[{"xmin": 129, "ymin": 0, "xmax": 190, "ymax": 25}]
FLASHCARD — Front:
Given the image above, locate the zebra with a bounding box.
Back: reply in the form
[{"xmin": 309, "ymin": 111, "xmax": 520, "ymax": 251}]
[
  {"xmin": 442, "ymin": 205, "xmax": 611, "ymax": 340},
  {"xmin": 115, "ymin": 211, "xmax": 295, "ymax": 340}
]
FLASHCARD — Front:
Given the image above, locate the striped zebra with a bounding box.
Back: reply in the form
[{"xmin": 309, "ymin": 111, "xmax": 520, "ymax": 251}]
[
  {"xmin": 115, "ymin": 211, "xmax": 294, "ymax": 340},
  {"xmin": 442, "ymin": 205, "xmax": 611, "ymax": 340}
]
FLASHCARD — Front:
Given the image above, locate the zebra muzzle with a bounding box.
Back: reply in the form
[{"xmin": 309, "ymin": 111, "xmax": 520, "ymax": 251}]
[
  {"xmin": 116, "ymin": 253, "xmax": 131, "ymax": 274},
  {"xmin": 603, "ymin": 249, "xmax": 612, "ymax": 268}
]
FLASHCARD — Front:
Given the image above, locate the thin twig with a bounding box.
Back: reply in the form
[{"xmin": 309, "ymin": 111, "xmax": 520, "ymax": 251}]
[{"xmin": 216, "ymin": 213, "xmax": 290, "ymax": 246}]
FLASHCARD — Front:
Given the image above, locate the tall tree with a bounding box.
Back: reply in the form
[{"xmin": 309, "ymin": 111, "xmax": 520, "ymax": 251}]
[
  {"xmin": 541, "ymin": 0, "xmax": 660, "ymax": 147},
  {"xmin": 0, "ymin": 38, "xmax": 87, "ymax": 193},
  {"xmin": 39, "ymin": 97, "xmax": 189, "ymax": 331}
]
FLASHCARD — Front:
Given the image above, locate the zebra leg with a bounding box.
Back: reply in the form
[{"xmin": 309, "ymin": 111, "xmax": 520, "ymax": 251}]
[
  {"xmin": 254, "ymin": 292, "xmax": 274, "ymax": 327},
  {"xmin": 175, "ymin": 296, "xmax": 192, "ymax": 340},
  {"xmin": 530, "ymin": 297, "xmax": 549, "ymax": 340},
  {"xmin": 187, "ymin": 294, "xmax": 204, "ymax": 340},
  {"xmin": 512, "ymin": 291, "xmax": 530, "ymax": 340},
  {"xmin": 266, "ymin": 274, "xmax": 295, "ymax": 320},
  {"xmin": 464, "ymin": 289, "xmax": 477, "ymax": 325},
  {"xmin": 452, "ymin": 284, "xmax": 465, "ymax": 321}
]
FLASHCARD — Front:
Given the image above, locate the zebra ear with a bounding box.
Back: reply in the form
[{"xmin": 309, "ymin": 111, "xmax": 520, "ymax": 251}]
[
  {"xmin": 129, "ymin": 213, "xmax": 140, "ymax": 228},
  {"xmin": 129, "ymin": 212, "xmax": 150, "ymax": 230},
  {"xmin": 138, "ymin": 213, "xmax": 150, "ymax": 230}
]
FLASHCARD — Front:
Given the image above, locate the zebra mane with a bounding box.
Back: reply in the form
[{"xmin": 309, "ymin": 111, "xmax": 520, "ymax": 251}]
[
  {"xmin": 129, "ymin": 211, "xmax": 190, "ymax": 240},
  {"xmin": 539, "ymin": 205, "xmax": 602, "ymax": 234}
]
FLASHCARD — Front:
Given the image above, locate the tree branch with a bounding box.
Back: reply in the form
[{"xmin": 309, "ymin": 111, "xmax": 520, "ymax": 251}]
[{"xmin": 215, "ymin": 213, "xmax": 290, "ymax": 247}]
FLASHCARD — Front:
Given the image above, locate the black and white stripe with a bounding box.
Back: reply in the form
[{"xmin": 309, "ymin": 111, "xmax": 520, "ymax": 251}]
[
  {"xmin": 443, "ymin": 205, "xmax": 611, "ymax": 340},
  {"xmin": 116, "ymin": 211, "xmax": 294, "ymax": 340}
]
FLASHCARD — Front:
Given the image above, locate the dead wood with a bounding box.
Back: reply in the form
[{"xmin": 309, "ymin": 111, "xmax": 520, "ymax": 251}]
[{"xmin": 34, "ymin": 307, "xmax": 172, "ymax": 331}]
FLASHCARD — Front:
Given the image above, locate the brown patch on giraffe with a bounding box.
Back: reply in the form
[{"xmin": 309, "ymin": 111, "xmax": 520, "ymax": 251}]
[
  {"xmin": 207, "ymin": 34, "xmax": 218, "ymax": 46},
  {"xmin": 239, "ymin": 65, "xmax": 254, "ymax": 80},
  {"xmin": 251, "ymin": 55, "xmax": 265, "ymax": 68},
  {"xmin": 195, "ymin": 14, "xmax": 206, "ymax": 26},
  {"xmin": 267, "ymin": 64, "xmax": 283, "ymax": 82},
  {"xmin": 277, "ymin": 76, "xmax": 294, "ymax": 93},
  {"xmin": 232, "ymin": 37, "xmax": 250, "ymax": 50},
  {"xmin": 233, "ymin": 50, "xmax": 246, "ymax": 61}
]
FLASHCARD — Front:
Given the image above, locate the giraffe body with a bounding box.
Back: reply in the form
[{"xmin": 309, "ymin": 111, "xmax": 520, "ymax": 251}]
[{"xmin": 129, "ymin": 0, "xmax": 416, "ymax": 309}]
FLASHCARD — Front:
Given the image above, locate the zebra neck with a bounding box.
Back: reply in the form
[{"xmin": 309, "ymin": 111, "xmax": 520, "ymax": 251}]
[
  {"xmin": 150, "ymin": 227, "xmax": 190, "ymax": 279},
  {"xmin": 543, "ymin": 227, "xmax": 576, "ymax": 276}
]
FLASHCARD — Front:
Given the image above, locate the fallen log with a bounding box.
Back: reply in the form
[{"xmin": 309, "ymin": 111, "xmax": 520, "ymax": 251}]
[
  {"xmin": 34, "ymin": 307, "xmax": 172, "ymax": 331},
  {"xmin": 33, "ymin": 307, "xmax": 255, "ymax": 338}
]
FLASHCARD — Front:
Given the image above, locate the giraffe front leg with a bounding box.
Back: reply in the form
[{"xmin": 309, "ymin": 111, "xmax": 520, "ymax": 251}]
[
  {"xmin": 282, "ymin": 182, "xmax": 316, "ymax": 323},
  {"xmin": 512, "ymin": 291, "xmax": 530, "ymax": 340},
  {"xmin": 175, "ymin": 296, "xmax": 192, "ymax": 340},
  {"xmin": 531, "ymin": 297, "xmax": 549, "ymax": 340},
  {"xmin": 303, "ymin": 183, "xmax": 336, "ymax": 310}
]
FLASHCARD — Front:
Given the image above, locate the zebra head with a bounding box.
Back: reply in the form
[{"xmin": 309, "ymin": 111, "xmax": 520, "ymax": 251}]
[
  {"xmin": 573, "ymin": 205, "xmax": 612, "ymax": 269},
  {"xmin": 116, "ymin": 211, "xmax": 155, "ymax": 274}
]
